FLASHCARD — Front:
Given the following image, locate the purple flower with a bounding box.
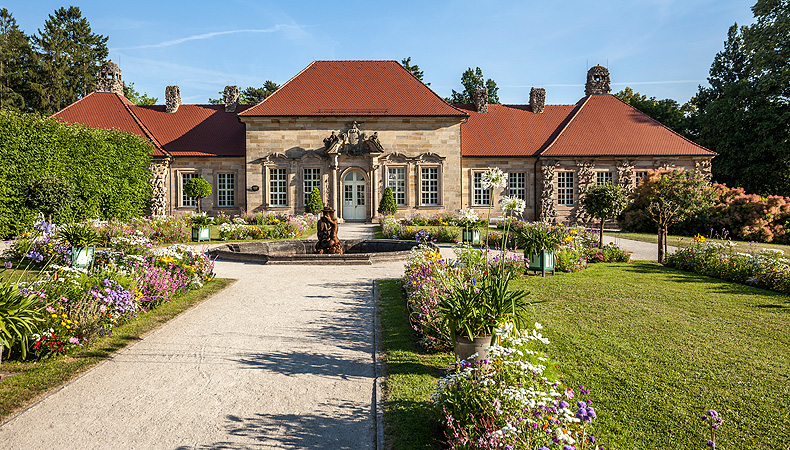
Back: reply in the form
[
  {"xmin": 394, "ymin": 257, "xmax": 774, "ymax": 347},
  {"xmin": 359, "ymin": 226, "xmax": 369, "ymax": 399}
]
[{"xmin": 3, "ymin": 261, "xmax": 11, "ymax": 269}]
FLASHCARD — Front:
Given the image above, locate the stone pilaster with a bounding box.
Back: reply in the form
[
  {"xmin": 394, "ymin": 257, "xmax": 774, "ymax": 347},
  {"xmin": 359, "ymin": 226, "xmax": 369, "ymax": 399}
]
[
  {"xmin": 150, "ymin": 159, "xmax": 169, "ymax": 216},
  {"xmin": 540, "ymin": 160, "xmax": 559, "ymax": 222},
  {"xmin": 574, "ymin": 159, "xmax": 596, "ymax": 223},
  {"xmin": 616, "ymin": 159, "xmax": 635, "ymax": 192}
]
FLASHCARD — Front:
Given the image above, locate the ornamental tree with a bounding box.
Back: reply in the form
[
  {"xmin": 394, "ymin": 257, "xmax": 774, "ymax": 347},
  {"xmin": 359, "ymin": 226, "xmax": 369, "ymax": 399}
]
[
  {"xmin": 378, "ymin": 187, "xmax": 397, "ymax": 216},
  {"xmin": 184, "ymin": 177, "xmax": 212, "ymax": 213},
  {"xmin": 306, "ymin": 186, "xmax": 324, "ymax": 214},
  {"xmin": 581, "ymin": 183, "xmax": 628, "ymax": 248}
]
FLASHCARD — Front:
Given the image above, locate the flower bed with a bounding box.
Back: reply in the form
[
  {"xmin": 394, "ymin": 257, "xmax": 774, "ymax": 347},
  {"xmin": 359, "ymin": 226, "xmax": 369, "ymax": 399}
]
[
  {"xmin": 663, "ymin": 238, "xmax": 790, "ymax": 293},
  {"xmin": 381, "ymin": 216, "xmax": 461, "ymax": 243}
]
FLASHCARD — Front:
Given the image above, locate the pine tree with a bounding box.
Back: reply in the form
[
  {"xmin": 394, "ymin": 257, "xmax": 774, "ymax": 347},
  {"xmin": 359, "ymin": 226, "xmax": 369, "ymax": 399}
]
[
  {"xmin": 378, "ymin": 187, "xmax": 397, "ymax": 216},
  {"xmin": 0, "ymin": 9, "xmax": 35, "ymax": 111},
  {"xmin": 31, "ymin": 6, "xmax": 108, "ymax": 114}
]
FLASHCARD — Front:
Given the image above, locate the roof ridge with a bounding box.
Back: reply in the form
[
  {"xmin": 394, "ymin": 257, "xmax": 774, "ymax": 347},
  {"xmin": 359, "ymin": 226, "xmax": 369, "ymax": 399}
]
[
  {"xmin": 607, "ymin": 94, "xmax": 715, "ymax": 155},
  {"xmin": 538, "ymin": 96, "xmax": 590, "ymax": 156},
  {"xmin": 238, "ymin": 61, "xmax": 315, "ymax": 116},
  {"xmin": 392, "ymin": 61, "xmax": 468, "ymax": 117},
  {"xmin": 50, "ymin": 92, "xmax": 97, "ymax": 119},
  {"xmin": 122, "ymin": 96, "xmax": 169, "ymax": 156}
]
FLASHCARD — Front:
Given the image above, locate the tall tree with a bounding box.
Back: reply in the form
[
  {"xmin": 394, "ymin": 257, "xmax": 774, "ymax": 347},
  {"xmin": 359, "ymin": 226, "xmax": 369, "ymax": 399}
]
[
  {"xmin": 123, "ymin": 82, "xmax": 157, "ymax": 105},
  {"xmin": 401, "ymin": 57, "xmax": 429, "ymax": 85},
  {"xmin": 31, "ymin": 6, "xmax": 108, "ymax": 114},
  {"xmin": 0, "ymin": 9, "xmax": 35, "ymax": 111},
  {"xmin": 693, "ymin": 0, "xmax": 790, "ymax": 196},
  {"xmin": 208, "ymin": 81, "xmax": 280, "ymax": 104},
  {"xmin": 614, "ymin": 87, "xmax": 693, "ymax": 138},
  {"xmin": 446, "ymin": 67, "xmax": 500, "ymax": 104}
]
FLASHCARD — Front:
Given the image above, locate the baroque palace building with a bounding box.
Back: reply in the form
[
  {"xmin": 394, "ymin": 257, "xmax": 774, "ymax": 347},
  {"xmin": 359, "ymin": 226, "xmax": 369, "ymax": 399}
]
[{"xmin": 53, "ymin": 60, "xmax": 714, "ymax": 223}]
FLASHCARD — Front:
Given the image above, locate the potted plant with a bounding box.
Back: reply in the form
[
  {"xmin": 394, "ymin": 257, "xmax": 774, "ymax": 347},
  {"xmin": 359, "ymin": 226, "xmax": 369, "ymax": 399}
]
[
  {"xmin": 456, "ymin": 209, "xmax": 481, "ymax": 244},
  {"xmin": 439, "ymin": 274, "xmax": 530, "ymax": 362},
  {"xmin": 58, "ymin": 222, "xmax": 101, "ymax": 268},
  {"xmin": 188, "ymin": 212, "xmax": 213, "ymax": 242},
  {"xmin": 518, "ymin": 223, "xmax": 561, "ymax": 276}
]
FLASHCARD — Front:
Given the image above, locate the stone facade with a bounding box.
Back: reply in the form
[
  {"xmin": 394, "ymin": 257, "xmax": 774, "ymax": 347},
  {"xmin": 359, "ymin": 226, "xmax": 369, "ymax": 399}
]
[
  {"xmin": 150, "ymin": 159, "xmax": 169, "ymax": 216},
  {"xmin": 240, "ymin": 116, "xmax": 464, "ymax": 221},
  {"xmin": 462, "ymin": 157, "xmax": 539, "ymax": 220},
  {"xmin": 168, "ymin": 157, "xmax": 247, "ymax": 215}
]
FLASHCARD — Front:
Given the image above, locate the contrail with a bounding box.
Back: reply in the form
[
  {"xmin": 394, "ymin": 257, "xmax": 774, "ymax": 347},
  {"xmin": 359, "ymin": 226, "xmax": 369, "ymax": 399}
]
[
  {"xmin": 113, "ymin": 25, "xmax": 298, "ymax": 50},
  {"xmin": 503, "ymin": 80, "xmax": 705, "ymax": 88}
]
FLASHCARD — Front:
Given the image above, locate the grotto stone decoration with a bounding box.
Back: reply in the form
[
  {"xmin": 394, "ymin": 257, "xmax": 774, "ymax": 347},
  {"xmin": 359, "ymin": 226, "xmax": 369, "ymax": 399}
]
[
  {"xmin": 574, "ymin": 160, "xmax": 596, "ymax": 223},
  {"xmin": 150, "ymin": 160, "xmax": 169, "ymax": 216},
  {"xmin": 540, "ymin": 160, "xmax": 560, "ymax": 222},
  {"xmin": 616, "ymin": 159, "xmax": 635, "ymax": 192},
  {"xmin": 585, "ymin": 65, "xmax": 611, "ymax": 96},
  {"xmin": 95, "ymin": 60, "xmax": 123, "ymax": 95},
  {"xmin": 694, "ymin": 158, "xmax": 713, "ymax": 181},
  {"xmin": 323, "ymin": 121, "xmax": 384, "ymax": 156}
]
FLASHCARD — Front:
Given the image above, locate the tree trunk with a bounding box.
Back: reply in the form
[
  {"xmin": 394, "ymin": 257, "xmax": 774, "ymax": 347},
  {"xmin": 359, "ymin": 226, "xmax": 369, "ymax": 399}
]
[
  {"xmin": 599, "ymin": 218, "xmax": 605, "ymax": 248},
  {"xmin": 657, "ymin": 227, "xmax": 665, "ymax": 263}
]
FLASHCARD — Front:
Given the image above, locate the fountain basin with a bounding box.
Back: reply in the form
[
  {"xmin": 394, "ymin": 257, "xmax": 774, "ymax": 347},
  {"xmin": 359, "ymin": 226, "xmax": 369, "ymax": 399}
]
[{"xmin": 208, "ymin": 239, "xmax": 433, "ymax": 265}]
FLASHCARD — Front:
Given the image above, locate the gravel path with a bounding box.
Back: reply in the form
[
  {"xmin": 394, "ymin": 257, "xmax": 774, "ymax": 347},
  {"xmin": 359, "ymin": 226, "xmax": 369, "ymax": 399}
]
[
  {"xmin": 602, "ymin": 234, "xmax": 677, "ymax": 261},
  {"xmin": 0, "ymin": 224, "xmax": 403, "ymax": 450}
]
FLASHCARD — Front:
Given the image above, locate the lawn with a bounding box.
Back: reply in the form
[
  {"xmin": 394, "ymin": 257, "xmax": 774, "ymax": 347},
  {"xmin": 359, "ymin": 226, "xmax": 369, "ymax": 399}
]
[
  {"xmin": 0, "ymin": 277, "xmax": 234, "ymax": 421},
  {"xmin": 613, "ymin": 231, "xmax": 790, "ymax": 254},
  {"xmin": 379, "ymin": 263, "xmax": 790, "ymax": 449}
]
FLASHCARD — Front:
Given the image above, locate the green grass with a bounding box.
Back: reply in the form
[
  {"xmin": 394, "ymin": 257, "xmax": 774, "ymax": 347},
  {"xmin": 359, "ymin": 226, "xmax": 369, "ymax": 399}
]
[
  {"xmin": 0, "ymin": 277, "xmax": 234, "ymax": 421},
  {"xmin": 379, "ymin": 264, "xmax": 789, "ymax": 449},
  {"xmin": 378, "ymin": 279, "xmax": 453, "ymax": 450},
  {"xmin": 614, "ymin": 231, "xmax": 790, "ymax": 253}
]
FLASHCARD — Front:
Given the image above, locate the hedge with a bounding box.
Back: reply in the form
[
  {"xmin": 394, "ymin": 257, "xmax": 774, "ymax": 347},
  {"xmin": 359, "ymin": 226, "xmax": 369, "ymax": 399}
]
[{"xmin": 0, "ymin": 109, "xmax": 153, "ymax": 237}]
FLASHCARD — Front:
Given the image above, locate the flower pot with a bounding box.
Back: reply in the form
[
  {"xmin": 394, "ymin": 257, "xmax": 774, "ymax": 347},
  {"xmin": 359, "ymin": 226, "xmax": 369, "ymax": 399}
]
[
  {"xmin": 462, "ymin": 228, "xmax": 481, "ymax": 244},
  {"xmin": 527, "ymin": 250, "xmax": 555, "ymax": 277},
  {"xmin": 192, "ymin": 226, "xmax": 211, "ymax": 242},
  {"xmin": 454, "ymin": 335, "xmax": 492, "ymax": 363},
  {"xmin": 71, "ymin": 246, "xmax": 95, "ymax": 268}
]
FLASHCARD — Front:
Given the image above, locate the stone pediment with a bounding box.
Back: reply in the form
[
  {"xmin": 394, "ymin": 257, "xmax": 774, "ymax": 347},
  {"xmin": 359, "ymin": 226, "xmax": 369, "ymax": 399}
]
[{"xmin": 323, "ymin": 121, "xmax": 384, "ymax": 156}]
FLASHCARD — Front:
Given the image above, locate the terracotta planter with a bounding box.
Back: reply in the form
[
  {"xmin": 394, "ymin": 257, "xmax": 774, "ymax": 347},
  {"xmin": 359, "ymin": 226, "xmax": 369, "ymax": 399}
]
[
  {"xmin": 454, "ymin": 335, "xmax": 493, "ymax": 363},
  {"xmin": 71, "ymin": 246, "xmax": 95, "ymax": 268},
  {"xmin": 526, "ymin": 250, "xmax": 555, "ymax": 277},
  {"xmin": 192, "ymin": 226, "xmax": 211, "ymax": 242}
]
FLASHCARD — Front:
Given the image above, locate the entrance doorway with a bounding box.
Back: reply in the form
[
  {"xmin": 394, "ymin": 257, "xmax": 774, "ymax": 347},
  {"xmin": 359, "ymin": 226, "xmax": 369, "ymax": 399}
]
[{"xmin": 342, "ymin": 170, "xmax": 367, "ymax": 221}]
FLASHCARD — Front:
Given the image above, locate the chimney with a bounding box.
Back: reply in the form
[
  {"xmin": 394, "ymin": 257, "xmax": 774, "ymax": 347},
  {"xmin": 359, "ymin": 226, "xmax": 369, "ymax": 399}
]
[
  {"xmin": 165, "ymin": 85, "xmax": 180, "ymax": 113},
  {"xmin": 474, "ymin": 87, "xmax": 488, "ymax": 113},
  {"xmin": 585, "ymin": 65, "xmax": 611, "ymax": 96},
  {"xmin": 95, "ymin": 60, "xmax": 123, "ymax": 95},
  {"xmin": 223, "ymin": 85, "xmax": 239, "ymax": 112},
  {"xmin": 529, "ymin": 87, "xmax": 546, "ymax": 114}
]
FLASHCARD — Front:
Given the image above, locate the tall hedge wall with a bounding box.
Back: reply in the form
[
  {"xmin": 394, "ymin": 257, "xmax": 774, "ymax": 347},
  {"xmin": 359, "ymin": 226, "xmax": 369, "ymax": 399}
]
[{"xmin": 0, "ymin": 109, "xmax": 153, "ymax": 237}]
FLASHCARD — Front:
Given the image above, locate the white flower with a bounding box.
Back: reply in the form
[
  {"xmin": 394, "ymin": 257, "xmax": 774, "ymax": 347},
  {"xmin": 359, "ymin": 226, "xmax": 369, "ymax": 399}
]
[
  {"xmin": 456, "ymin": 208, "xmax": 480, "ymax": 226},
  {"xmin": 495, "ymin": 322, "xmax": 514, "ymax": 336},
  {"xmin": 480, "ymin": 168, "xmax": 507, "ymax": 189},
  {"xmin": 499, "ymin": 196, "xmax": 526, "ymax": 216},
  {"xmin": 534, "ymin": 322, "xmax": 543, "ymax": 330}
]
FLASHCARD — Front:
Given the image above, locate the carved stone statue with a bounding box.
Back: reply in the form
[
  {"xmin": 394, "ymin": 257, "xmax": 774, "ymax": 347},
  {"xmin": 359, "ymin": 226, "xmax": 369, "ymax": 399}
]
[{"xmin": 315, "ymin": 208, "xmax": 343, "ymax": 254}]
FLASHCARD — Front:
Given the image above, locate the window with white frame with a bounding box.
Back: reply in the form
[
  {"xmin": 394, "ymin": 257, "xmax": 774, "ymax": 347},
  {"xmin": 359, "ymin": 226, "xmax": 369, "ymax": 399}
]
[
  {"xmin": 557, "ymin": 171, "xmax": 575, "ymax": 206},
  {"xmin": 387, "ymin": 167, "xmax": 406, "ymax": 206},
  {"xmin": 509, "ymin": 172, "xmax": 527, "ymax": 201},
  {"xmin": 635, "ymin": 170, "xmax": 649, "ymax": 186},
  {"xmin": 420, "ymin": 167, "xmax": 439, "ymax": 206},
  {"xmin": 473, "ymin": 172, "xmax": 490, "ymax": 206},
  {"xmin": 596, "ymin": 170, "xmax": 613, "ymax": 185},
  {"xmin": 216, "ymin": 173, "xmax": 235, "ymax": 207},
  {"xmin": 181, "ymin": 172, "xmax": 199, "ymax": 207},
  {"xmin": 269, "ymin": 168, "xmax": 287, "ymax": 206},
  {"xmin": 303, "ymin": 168, "xmax": 321, "ymax": 206}
]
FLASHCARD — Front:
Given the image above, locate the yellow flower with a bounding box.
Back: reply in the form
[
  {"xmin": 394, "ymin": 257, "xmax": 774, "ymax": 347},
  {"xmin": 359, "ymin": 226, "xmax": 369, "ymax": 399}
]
[
  {"xmin": 694, "ymin": 234, "xmax": 706, "ymax": 243},
  {"xmin": 51, "ymin": 314, "xmax": 58, "ymax": 318}
]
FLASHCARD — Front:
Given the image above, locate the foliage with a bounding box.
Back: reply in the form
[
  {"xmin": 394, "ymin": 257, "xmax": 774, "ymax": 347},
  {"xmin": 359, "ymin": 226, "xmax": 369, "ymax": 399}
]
[
  {"xmin": 217, "ymin": 214, "xmax": 315, "ymax": 241},
  {"xmin": 57, "ymin": 222, "xmax": 101, "ymax": 247},
  {"xmin": 0, "ymin": 109, "xmax": 153, "ymax": 238},
  {"xmin": 380, "ymin": 217, "xmax": 460, "ymax": 243},
  {"xmin": 581, "ymin": 182, "xmax": 628, "ymax": 248},
  {"xmin": 30, "ymin": 6, "xmax": 108, "ymax": 114},
  {"xmin": 122, "ymin": 81, "xmax": 157, "ymax": 105},
  {"xmin": 446, "ymin": 67, "xmax": 500, "ymax": 104},
  {"xmin": 586, "ymin": 243, "xmax": 632, "ymax": 264},
  {"xmin": 306, "ymin": 186, "xmax": 324, "ymax": 214},
  {"xmin": 208, "ymin": 81, "xmax": 280, "ymax": 104},
  {"xmin": 23, "ymin": 175, "xmax": 74, "ymax": 223},
  {"xmin": 183, "ymin": 177, "xmax": 212, "ymax": 212},
  {"xmin": 0, "ymin": 8, "xmax": 36, "ymax": 111},
  {"xmin": 0, "ymin": 279, "xmax": 44, "ymax": 361},
  {"xmin": 614, "ymin": 87, "xmax": 693, "ymax": 137},
  {"xmin": 401, "ymin": 57, "xmax": 429, "ymax": 85},
  {"xmin": 378, "ymin": 186, "xmax": 398, "ymax": 216},
  {"xmin": 185, "ymin": 212, "xmax": 212, "ymax": 227},
  {"xmin": 517, "ymin": 222, "xmax": 563, "ymax": 255},
  {"xmin": 692, "ymin": 1, "xmax": 790, "ymax": 196}
]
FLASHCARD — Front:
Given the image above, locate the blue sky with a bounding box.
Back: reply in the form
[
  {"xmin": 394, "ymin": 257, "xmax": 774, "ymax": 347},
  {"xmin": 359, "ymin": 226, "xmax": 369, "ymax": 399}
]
[{"xmin": 4, "ymin": 0, "xmax": 756, "ymax": 105}]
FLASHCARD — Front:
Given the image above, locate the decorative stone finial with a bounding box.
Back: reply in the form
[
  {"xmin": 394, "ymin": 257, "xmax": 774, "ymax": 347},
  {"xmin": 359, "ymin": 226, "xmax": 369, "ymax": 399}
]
[
  {"xmin": 223, "ymin": 86, "xmax": 239, "ymax": 112},
  {"xmin": 165, "ymin": 86, "xmax": 180, "ymax": 113},
  {"xmin": 474, "ymin": 87, "xmax": 488, "ymax": 113},
  {"xmin": 585, "ymin": 65, "xmax": 611, "ymax": 95},
  {"xmin": 95, "ymin": 60, "xmax": 123, "ymax": 95},
  {"xmin": 530, "ymin": 87, "xmax": 546, "ymax": 114}
]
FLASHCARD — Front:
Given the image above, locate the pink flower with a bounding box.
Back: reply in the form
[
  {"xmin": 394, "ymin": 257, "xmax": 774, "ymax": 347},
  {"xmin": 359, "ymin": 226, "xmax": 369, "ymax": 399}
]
[
  {"xmin": 69, "ymin": 337, "xmax": 80, "ymax": 344},
  {"xmin": 565, "ymin": 388, "xmax": 575, "ymax": 399}
]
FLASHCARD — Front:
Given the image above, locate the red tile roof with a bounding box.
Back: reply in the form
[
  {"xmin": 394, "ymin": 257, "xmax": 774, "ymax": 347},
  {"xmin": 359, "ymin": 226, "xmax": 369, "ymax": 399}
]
[
  {"xmin": 540, "ymin": 95, "xmax": 714, "ymax": 157},
  {"xmin": 239, "ymin": 60, "xmax": 466, "ymax": 117},
  {"xmin": 52, "ymin": 92, "xmax": 250, "ymax": 157},
  {"xmin": 456, "ymin": 103, "xmax": 577, "ymax": 156}
]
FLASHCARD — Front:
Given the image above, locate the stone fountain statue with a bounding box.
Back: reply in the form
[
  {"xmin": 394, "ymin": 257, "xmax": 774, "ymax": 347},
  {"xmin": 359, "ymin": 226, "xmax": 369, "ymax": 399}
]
[{"xmin": 315, "ymin": 208, "xmax": 343, "ymax": 254}]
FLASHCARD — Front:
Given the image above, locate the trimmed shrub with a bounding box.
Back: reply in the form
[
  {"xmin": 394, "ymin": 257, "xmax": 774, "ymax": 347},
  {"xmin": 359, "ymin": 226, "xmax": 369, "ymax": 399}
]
[
  {"xmin": 378, "ymin": 187, "xmax": 397, "ymax": 216},
  {"xmin": 183, "ymin": 177, "xmax": 212, "ymax": 213},
  {"xmin": 306, "ymin": 187, "xmax": 324, "ymax": 214}
]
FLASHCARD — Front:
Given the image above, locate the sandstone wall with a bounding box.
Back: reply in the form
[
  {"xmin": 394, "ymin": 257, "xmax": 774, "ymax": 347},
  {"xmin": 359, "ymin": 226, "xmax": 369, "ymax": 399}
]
[{"xmin": 168, "ymin": 157, "xmax": 246, "ymax": 216}]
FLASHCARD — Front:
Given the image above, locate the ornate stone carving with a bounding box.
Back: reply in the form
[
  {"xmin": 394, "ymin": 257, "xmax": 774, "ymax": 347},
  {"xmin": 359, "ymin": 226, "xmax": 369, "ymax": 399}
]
[
  {"xmin": 474, "ymin": 87, "xmax": 488, "ymax": 113},
  {"xmin": 585, "ymin": 65, "xmax": 611, "ymax": 95},
  {"xmin": 262, "ymin": 153, "xmax": 289, "ymax": 165},
  {"xmin": 694, "ymin": 158, "xmax": 713, "ymax": 181},
  {"xmin": 653, "ymin": 159, "xmax": 677, "ymax": 170},
  {"xmin": 529, "ymin": 87, "xmax": 546, "ymax": 114},
  {"xmin": 540, "ymin": 160, "xmax": 559, "ymax": 222},
  {"xmin": 574, "ymin": 160, "xmax": 596, "ymax": 223},
  {"xmin": 323, "ymin": 121, "xmax": 384, "ymax": 156},
  {"xmin": 150, "ymin": 160, "xmax": 169, "ymax": 216},
  {"xmin": 165, "ymin": 86, "xmax": 180, "ymax": 113},
  {"xmin": 616, "ymin": 159, "xmax": 635, "ymax": 192},
  {"xmin": 223, "ymin": 86, "xmax": 239, "ymax": 112},
  {"xmin": 96, "ymin": 60, "xmax": 123, "ymax": 95},
  {"xmin": 315, "ymin": 208, "xmax": 343, "ymax": 254}
]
